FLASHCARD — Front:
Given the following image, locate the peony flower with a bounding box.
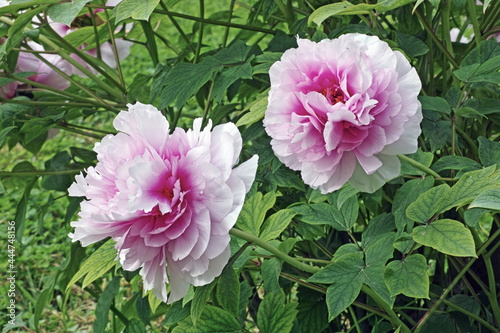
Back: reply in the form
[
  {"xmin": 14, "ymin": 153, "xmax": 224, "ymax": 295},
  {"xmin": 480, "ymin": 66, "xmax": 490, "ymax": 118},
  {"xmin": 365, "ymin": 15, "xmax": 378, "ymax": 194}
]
[
  {"xmin": 69, "ymin": 102, "xmax": 258, "ymax": 303},
  {"xmin": 263, "ymin": 33, "xmax": 422, "ymax": 194}
]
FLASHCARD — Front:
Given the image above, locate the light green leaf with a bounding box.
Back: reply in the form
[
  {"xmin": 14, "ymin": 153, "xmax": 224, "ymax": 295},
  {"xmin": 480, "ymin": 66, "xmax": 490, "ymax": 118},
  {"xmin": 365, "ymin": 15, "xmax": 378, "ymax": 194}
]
[
  {"xmin": 412, "ymin": 219, "xmax": 476, "ymax": 257},
  {"xmin": 257, "ymin": 293, "xmax": 298, "ymax": 333},
  {"xmin": 174, "ymin": 305, "xmax": 240, "ymax": 333},
  {"xmin": 236, "ymin": 191, "xmax": 276, "ymax": 236},
  {"xmin": 65, "ymin": 238, "xmax": 117, "ymax": 292},
  {"xmin": 6, "ymin": 6, "xmax": 47, "ymax": 52},
  {"xmin": 309, "ymin": 0, "xmax": 414, "ymax": 26},
  {"xmin": 115, "ymin": 0, "xmax": 160, "ymax": 22},
  {"xmin": 361, "ymin": 213, "xmax": 395, "ymax": 249},
  {"xmin": 439, "ymin": 166, "xmax": 500, "ymax": 212},
  {"xmin": 216, "ymin": 266, "xmax": 240, "ymax": 317},
  {"xmin": 364, "ymin": 234, "xmax": 395, "ymax": 266},
  {"xmin": 363, "ymin": 265, "xmax": 394, "ymax": 306},
  {"xmin": 260, "ymin": 209, "xmax": 296, "ymax": 241},
  {"xmin": 236, "ymin": 89, "xmax": 269, "ymax": 127},
  {"xmin": 400, "ymin": 149, "xmax": 434, "ymax": 176},
  {"xmin": 406, "ymin": 184, "xmax": 450, "ymax": 224},
  {"xmin": 384, "ymin": 254, "xmax": 429, "ymax": 298},
  {"xmin": 48, "ymin": 0, "xmax": 92, "ymax": 26},
  {"xmin": 469, "ymin": 189, "xmax": 500, "ymax": 210}
]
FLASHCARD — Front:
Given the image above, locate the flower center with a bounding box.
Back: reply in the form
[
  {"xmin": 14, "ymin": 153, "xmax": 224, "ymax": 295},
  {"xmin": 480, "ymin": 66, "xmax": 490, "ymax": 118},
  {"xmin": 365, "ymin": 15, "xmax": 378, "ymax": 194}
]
[
  {"xmin": 163, "ymin": 187, "xmax": 174, "ymax": 200},
  {"xmin": 321, "ymin": 86, "xmax": 344, "ymax": 105}
]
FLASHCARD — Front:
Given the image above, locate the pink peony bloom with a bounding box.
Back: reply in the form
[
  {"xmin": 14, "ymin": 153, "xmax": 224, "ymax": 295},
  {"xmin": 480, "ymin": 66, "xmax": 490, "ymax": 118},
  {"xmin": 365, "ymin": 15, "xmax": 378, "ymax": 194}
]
[
  {"xmin": 69, "ymin": 102, "xmax": 258, "ymax": 303},
  {"xmin": 263, "ymin": 34, "xmax": 422, "ymax": 194}
]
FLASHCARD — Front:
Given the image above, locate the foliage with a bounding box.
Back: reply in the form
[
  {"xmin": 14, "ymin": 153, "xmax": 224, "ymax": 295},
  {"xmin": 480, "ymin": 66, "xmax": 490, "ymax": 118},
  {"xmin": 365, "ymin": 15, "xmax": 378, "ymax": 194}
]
[{"xmin": 1, "ymin": 0, "xmax": 500, "ymax": 332}]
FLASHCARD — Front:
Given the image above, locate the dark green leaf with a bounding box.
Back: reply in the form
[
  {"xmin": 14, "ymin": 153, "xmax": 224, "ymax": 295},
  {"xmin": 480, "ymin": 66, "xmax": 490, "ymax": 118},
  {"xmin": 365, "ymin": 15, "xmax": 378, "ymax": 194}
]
[
  {"xmin": 396, "ymin": 32, "xmax": 429, "ymax": 57},
  {"xmin": 478, "ymin": 136, "xmax": 500, "ymax": 167},
  {"xmin": 261, "ymin": 258, "xmax": 283, "ymax": 295},
  {"xmin": 257, "ymin": 293, "xmax": 298, "ymax": 333},
  {"xmin": 191, "ymin": 282, "xmax": 217, "ymax": 327},
  {"xmin": 124, "ymin": 319, "xmax": 147, "ymax": 333},
  {"xmin": 216, "ymin": 266, "xmax": 240, "ymax": 317},
  {"xmin": 94, "ymin": 276, "xmax": 121, "ymax": 333},
  {"xmin": 41, "ymin": 151, "xmax": 73, "ymax": 191},
  {"xmin": 308, "ymin": 252, "xmax": 364, "ymax": 284},
  {"xmin": 431, "ymin": 156, "xmax": 481, "ymax": 173}
]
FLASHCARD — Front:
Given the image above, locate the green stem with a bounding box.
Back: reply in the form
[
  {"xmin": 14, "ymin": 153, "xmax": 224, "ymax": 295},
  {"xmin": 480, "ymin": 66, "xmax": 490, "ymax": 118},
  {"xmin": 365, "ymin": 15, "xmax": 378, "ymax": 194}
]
[
  {"xmin": 55, "ymin": 124, "xmax": 104, "ymax": 139},
  {"xmin": 414, "ymin": 227, "xmax": 500, "ymax": 332},
  {"xmin": 201, "ymin": 80, "xmax": 214, "ymax": 125},
  {"xmin": 152, "ymin": 8, "xmax": 276, "ymax": 34},
  {"xmin": 39, "ymin": 17, "xmax": 125, "ymax": 95},
  {"xmin": 467, "ymin": 0, "xmax": 482, "ymax": 47},
  {"xmin": 229, "ymin": 228, "xmax": 320, "ymax": 274},
  {"xmin": 361, "ymin": 285, "xmax": 412, "ymax": 333},
  {"xmin": 222, "ymin": 0, "xmax": 236, "ymax": 48},
  {"xmin": 348, "ymin": 306, "xmax": 362, "ymax": 333},
  {"xmin": 415, "ymin": 8, "xmax": 459, "ymax": 69},
  {"xmin": 484, "ymin": 247, "xmax": 500, "ymax": 327},
  {"xmin": 194, "ymin": 0, "xmax": 205, "ymax": 64},
  {"xmin": 103, "ymin": 5, "xmax": 125, "ymax": 88},
  {"xmin": 0, "ymin": 98, "xmax": 101, "ymax": 108},
  {"xmin": 0, "ymin": 72, "xmax": 114, "ymax": 110},
  {"xmin": 88, "ymin": 7, "xmax": 102, "ymax": 60},
  {"xmin": 455, "ymin": 125, "xmax": 479, "ymax": 157},
  {"xmin": 397, "ymin": 154, "xmax": 441, "ymax": 179},
  {"xmin": 160, "ymin": 1, "xmax": 196, "ymax": 54},
  {"xmin": 429, "ymin": 291, "xmax": 498, "ymax": 332},
  {"xmin": 25, "ymin": 43, "xmax": 117, "ymax": 110},
  {"xmin": 0, "ymin": 169, "xmax": 81, "ymax": 177}
]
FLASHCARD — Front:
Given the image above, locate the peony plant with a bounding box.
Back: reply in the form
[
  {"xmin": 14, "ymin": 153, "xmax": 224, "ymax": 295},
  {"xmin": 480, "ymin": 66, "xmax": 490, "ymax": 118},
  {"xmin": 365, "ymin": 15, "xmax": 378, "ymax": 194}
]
[{"xmin": 1, "ymin": 1, "xmax": 500, "ymax": 333}]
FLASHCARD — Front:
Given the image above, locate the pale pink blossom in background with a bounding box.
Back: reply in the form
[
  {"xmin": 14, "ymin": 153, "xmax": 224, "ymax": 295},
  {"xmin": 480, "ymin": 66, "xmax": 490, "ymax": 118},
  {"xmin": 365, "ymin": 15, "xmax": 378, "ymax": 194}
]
[
  {"xmin": 264, "ymin": 34, "xmax": 422, "ymax": 194},
  {"xmin": 69, "ymin": 103, "xmax": 258, "ymax": 303}
]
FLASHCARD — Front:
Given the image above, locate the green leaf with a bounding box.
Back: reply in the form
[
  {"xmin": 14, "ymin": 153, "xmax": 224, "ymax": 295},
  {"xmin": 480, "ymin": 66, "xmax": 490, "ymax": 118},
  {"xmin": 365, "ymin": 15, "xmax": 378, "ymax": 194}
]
[
  {"xmin": 412, "ymin": 219, "xmax": 476, "ymax": 257},
  {"xmin": 325, "ymin": 276, "xmax": 363, "ymax": 321},
  {"xmin": 421, "ymin": 119, "xmax": 451, "ymax": 152},
  {"xmin": 216, "ymin": 266, "xmax": 240, "ymax": 317},
  {"xmin": 363, "ymin": 265, "xmax": 394, "ymax": 306},
  {"xmin": 65, "ymin": 238, "xmax": 118, "ymax": 292},
  {"xmin": 212, "ymin": 59, "xmax": 253, "ymax": 103},
  {"xmin": 264, "ymin": 167, "xmax": 305, "ymax": 192},
  {"xmin": 384, "ymin": 254, "xmax": 429, "ymax": 298},
  {"xmin": 308, "ymin": 252, "xmax": 364, "ymax": 284},
  {"xmin": 308, "ymin": 0, "xmax": 414, "ymax": 26},
  {"xmin": 14, "ymin": 177, "xmax": 36, "ymax": 243},
  {"xmin": 173, "ymin": 305, "xmax": 241, "ymax": 333},
  {"xmin": 94, "ymin": 276, "xmax": 121, "ymax": 333},
  {"xmin": 400, "ymin": 149, "xmax": 434, "ymax": 176},
  {"xmin": 364, "ymin": 234, "xmax": 395, "ymax": 266},
  {"xmin": 153, "ymin": 58, "xmax": 223, "ymax": 109},
  {"xmin": 41, "ymin": 151, "xmax": 73, "ymax": 191},
  {"xmin": 418, "ymin": 96, "xmax": 451, "ymax": 114},
  {"xmin": 191, "ymin": 281, "xmax": 216, "ymax": 327},
  {"xmin": 296, "ymin": 287, "xmax": 328, "ymax": 333},
  {"xmin": 291, "ymin": 197, "xmax": 358, "ymax": 232},
  {"xmin": 361, "ymin": 213, "xmax": 395, "ymax": 249},
  {"xmin": 478, "ymin": 136, "xmax": 500, "ymax": 167},
  {"xmin": 48, "ymin": 0, "xmax": 91, "ymax": 26},
  {"xmin": 469, "ymin": 189, "xmax": 500, "ymax": 210},
  {"xmin": 6, "ymin": 6, "xmax": 47, "ymax": 52},
  {"xmin": 162, "ymin": 301, "xmax": 190, "ymax": 326},
  {"xmin": 464, "ymin": 208, "xmax": 489, "ymax": 229},
  {"xmin": 431, "ymin": 156, "xmax": 481, "ymax": 173},
  {"xmin": 236, "ymin": 89, "xmax": 269, "ymax": 127},
  {"xmin": 124, "ymin": 319, "xmax": 147, "ymax": 333},
  {"xmin": 439, "ymin": 166, "xmax": 500, "ymax": 212},
  {"xmin": 35, "ymin": 272, "xmax": 59, "ymax": 330},
  {"xmin": 393, "ymin": 177, "xmax": 434, "ymax": 231},
  {"xmin": 393, "ymin": 233, "xmax": 419, "ymax": 254},
  {"xmin": 261, "ymin": 258, "xmax": 283, "ymax": 295},
  {"xmin": 257, "ymin": 293, "xmax": 298, "ymax": 333},
  {"xmin": 395, "ymin": 32, "xmax": 429, "ymax": 58},
  {"xmin": 115, "ymin": 0, "xmax": 161, "ymax": 22},
  {"xmin": 406, "ymin": 184, "xmax": 450, "ymax": 224},
  {"xmin": 260, "ymin": 209, "xmax": 296, "ymax": 241},
  {"xmin": 461, "ymin": 39, "xmax": 500, "ymax": 66},
  {"xmin": 235, "ymin": 191, "xmax": 276, "ymax": 236}
]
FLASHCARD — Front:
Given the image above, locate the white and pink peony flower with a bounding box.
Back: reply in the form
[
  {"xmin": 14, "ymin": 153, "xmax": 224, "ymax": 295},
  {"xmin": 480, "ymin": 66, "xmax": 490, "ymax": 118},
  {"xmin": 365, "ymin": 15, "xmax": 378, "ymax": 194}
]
[
  {"xmin": 263, "ymin": 33, "xmax": 422, "ymax": 194},
  {"xmin": 69, "ymin": 102, "xmax": 258, "ymax": 303}
]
